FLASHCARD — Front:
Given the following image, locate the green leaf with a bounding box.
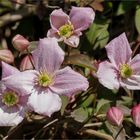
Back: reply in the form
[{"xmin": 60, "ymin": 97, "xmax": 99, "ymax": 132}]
[
  {"xmin": 117, "ymin": 1, "xmax": 136, "ymax": 16},
  {"xmin": 94, "ymin": 30, "xmax": 109, "ymax": 49},
  {"xmin": 65, "ymin": 54, "xmax": 95, "ymax": 70},
  {"xmin": 135, "ymin": 131, "xmax": 140, "ymax": 136},
  {"xmin": 135, "ymin": 6, "xmax": 140, "ymax": 34},
  {"xmin": 80, "ymin": 94, "xmax": 95, "ymax": 108},
  {"xmin": 95, "ymin": 99, "xmax": 111, "ymax": 115},
  {"xmin": 86, "ymin": 22, "xmax": 109, "ymax": 49},
  {"xmin": 71, "ymin": 107, "xmax": 89, "ymax": 122},
  {"xmin": 134, "ymin": 137, "xmax": 140, "ymax": 140},
  {"xmin": 116, "ymin": 3, "xmax": 126, "ymax": 16},
  {"xmin": 60, "ymin": 95, "xmax": 69, "ymax": 115},
  {"xmin": 105, "ymin": 122, "xmax": 126, "ymax": 140}
]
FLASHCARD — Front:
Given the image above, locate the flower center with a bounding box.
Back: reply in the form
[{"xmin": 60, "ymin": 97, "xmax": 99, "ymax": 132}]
[
  {"xmin": 2, "ymin": 91, "xmax": 19, "ymax": 107},
  {"xmin": 37, "ymin": 71, "xmax": 53, "ymax": 87},
  {"xmin": 120, "ymin": 64, "xmax": 133, "ymax": 78},
  {"xmin": 58, "ymin": 23, "xmax": 73, "ymax": 38}
]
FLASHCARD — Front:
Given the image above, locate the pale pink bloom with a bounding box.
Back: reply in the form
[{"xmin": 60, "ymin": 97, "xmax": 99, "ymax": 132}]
[
  {"xmin": 12, "ymin": 34, "xmax": 30, "ymax": 51},
  {"xmin": 0, "ymin": 49, "xmax": 14, "ymax": 64},
  {"xmin": 97, "ymin": 33, "xmax": 140, "ymax": 90},
  {"xmin": 107, "ymin": 107, "xmax": 124, "ymax": 126},
  {"xmin": 4, "ymin": 38, "xmax": 89, "ymax": 116},
  {"xmin": 47, "ymin": 7, "xmax": 95, "ymax": 47},
  {"xmin": 20, "ymin": 55, "xmax": 34, "ymax": 71},
  {"xmin": 0, "ymin": 62, "xmax": 30, "ymax": 126},
  {"xmin": 131, "ymin": 104, "xmax": 140, "ymax": 127}
]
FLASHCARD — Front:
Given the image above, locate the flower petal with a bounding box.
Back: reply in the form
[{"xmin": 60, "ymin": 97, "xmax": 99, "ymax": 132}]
[
  {"xmin": 50, "ymin": 9, "xmax": 69, "ymax": 30},
  {"xmin": 130, "ymin": 54, "xmax": 140, "ymax": 74},
  {"xmin": 64, "ymin": 35, "xmax": 79, "ymax": 48},
  {"xmin": 1, "ymin": 61, "xmax": 19, "ymax": 78},
  {"xmin": 70, "ymin": 6, "xmax": 95, "ymax": 33},
  {"xmin": 49, "ymin": 67, "xmax": 89, "ymax": 97},
  {"xmin": 32, "ymin": 38, "xmax": 64, "ymax": 73},
  {"xmin": 105, "ymin": 33, "xmax": 132, "ymax": 67},
  {"xmin": 2, "ymin": 70, "xmax": 38, "ymax": 96},
  {"xmin": 120, "ymin": 75, "xmax": 140, "ymax": 90},
  {"xmin": 0, "ymin": 107, "xmax": 24, "ymax": 126},
  {"xmin": 0, "ymin": 49, "xmax": 14, "ymax": 64},
  {"xmin": 47, "ymin": 29, "xmax": 59, "ymax": 39},
  {"xmin": 28, "ymin": 90, "xmax": 62, "ymax": 116},
  {"xmin": 97, "ymin": 61, "xmax": 120, "ymax": 90}
]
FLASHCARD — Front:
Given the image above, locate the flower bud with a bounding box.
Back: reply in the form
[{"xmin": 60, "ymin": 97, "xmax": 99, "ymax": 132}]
[
  {"xmin": 107, "ymin": 107, "xmax": 124, "ymax": 126},
  {"xmin": 0, "ymin": 49, "xmax": 14, "ymax": 64},
  {"xmin": 20, "ymin": 55, "xmax": 34, "ymax": 71},
  {"xmin": 131, "ymin": 104, "xmax": 140, "ymax": 127},
  {"xmin": 12, "ymin": 34, "xmax": 30, "ymax": 51}
]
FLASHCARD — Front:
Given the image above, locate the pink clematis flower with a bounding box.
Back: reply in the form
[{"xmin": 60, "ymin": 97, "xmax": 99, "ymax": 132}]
[
  {"xmin": 47, "ymin": 6, "xmax": 95, "ymax": 47},
  {"xmin": 4, "ymin": 38, "xmax": 89, "ymax": 116},
  {"xmin": 12, "ymin": 34, "xmax": 30, "ymax": 52},
  {"xmin": 107, "ymin": 107, "xmax": 124, "ymax": 126},
  {"xmin": 0, "ymin": 62, "xmax": 31, "ymax": 126},
  {"xmin": 97, "ymin": 33, "xmax": 140, "ymax": 90},
  {"xmin": 131, "ymin": 104, "xmax": 140, "ymax": 127}
]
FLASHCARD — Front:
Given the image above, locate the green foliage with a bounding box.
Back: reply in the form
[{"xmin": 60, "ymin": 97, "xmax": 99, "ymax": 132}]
[
  {"xmin": 95, "ymin": 99, "xmax": 111, "ymax": 115},
  {"xmin": 86, "ymin": 21, "xmax": 109, "ymax": 49},
  {"xmin": 135, "ymin": 6, "xmax": 140, "ymax": 35},
  {"xmin": 71, "ymin": 107, "xmax": 89, "ymax": 122}
]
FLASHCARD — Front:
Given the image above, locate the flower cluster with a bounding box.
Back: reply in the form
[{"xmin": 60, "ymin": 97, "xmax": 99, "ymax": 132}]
[{"xmin": 0, "ymin": 6, "xmax": 94, "ymax": 126}]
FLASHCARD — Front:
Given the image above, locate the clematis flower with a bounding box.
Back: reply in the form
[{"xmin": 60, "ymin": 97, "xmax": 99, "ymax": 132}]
[
  {"xmin": 97, "ymin": 33, "xmax": 140, "ymax": 90},
  {"xmin": 47, "ymin": 6, "xmax": 95, "ymax": 47},
  {"xmin": 107, "ymin": 107, "xmax": 124, "ymax": 126},
  {"xmin": 12, "ymin": 34, "xmax": 30, "ymax": 52},
  {"xmin": 0, "ymin": 62, "xmax": 31, "ymax": 126},
  {"xmin": 131, "ymin": 104, "xmax": 140, "ymax": 127},
  {"xmin": 3, "ymin": 38, "xmax": 89, "ymax": 116}
]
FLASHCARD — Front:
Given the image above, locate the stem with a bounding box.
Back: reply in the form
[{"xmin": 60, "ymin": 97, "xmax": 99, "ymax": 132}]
[
  {"xmin": 32, "ymin": 118, "xmax": 59, "ymax": 139},
  {"xmin": 114, "ymin": 126, "xmax": 123, "ymax": 140},
  {"xmin": 123, "ymin": 87, "xmax": 132, "ymax": 97},
  {"xmin": 132, "ymin": 42, "xmax": 140, "ymax": 57},
  {"xmin": 82, "ymin": 129, "xmax": 114, "ymax": 140},
  {"xmin": 26, "ymin": 49, "xmax": 35, "ymax": 69},
  {"xmin": 84, "ymin": 122, "xmax": 102, "ymax": 127}
]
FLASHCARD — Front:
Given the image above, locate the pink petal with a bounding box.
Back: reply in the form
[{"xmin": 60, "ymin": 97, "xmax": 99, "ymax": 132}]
[
  {"xmin": 49, "ymin": 67, "xmax": 89, "ymax": 97},
  {"xmin": 0, "ymin": 107, "xmax": 24, "ymax": 126},
  {"xmin": 0, "ymin": 49, "xmax": 14, "ymax": 64},
  {"xmin": 20, "ymin": 55, "xmax": 34, "ymax": 71},
  {"xmin": 50, "ymin": 9, "xmax": 69, "ymax": 30},
  {"xmin": 106, "ymin": 33, "xmax": 132, "ymax": 67},
  {"xmin": 70, "ymin": 6, "xmax": 95, "ymax": 33},
  {"xmin": 1, "ymin": 61, "xmax": 19, "ymax": 78},
  {"xmin": 97, "ymin": 61, "xmax": 120, "ymax": 90},
  {"xmin": 64, "ymin": 35, "xmax": 79, "ymax": 48},
  {"xmin": 130, "ymin": 54, "xmax": 140, "ymax": 74},
  {"xmin": 47, "ymin": 29, "xmax": 59, "ymax": 39},
  {"xmin": 28, "ymin": 90, "xmax": 62, "ymax": 116},
  {"xmin": 120, "ymin": 75, "xmax": 140, "ymax": 90},
  {"xmin": 2, "ymin": 70, "xmax": 38, "ymax": 96},
  {"xmin": 32, "ymin": 38, "xmax": 64, "ymax": 73}
]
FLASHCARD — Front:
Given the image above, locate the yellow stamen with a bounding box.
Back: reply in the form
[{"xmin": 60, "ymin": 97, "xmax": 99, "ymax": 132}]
[
  {"xmin": 37, "ymin": 71, "xmax": 53, "ymax": 87},
  {"xmin": 58, "ymin": 23, "xmax": 73, "ymax": 38},
  {"xmin": 2, "ymin": 91, "xmax": 19, "ymax": 107},
  {"xmin": 120, "ymin": 64, "xmax": 133, "ymax": 78}
]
